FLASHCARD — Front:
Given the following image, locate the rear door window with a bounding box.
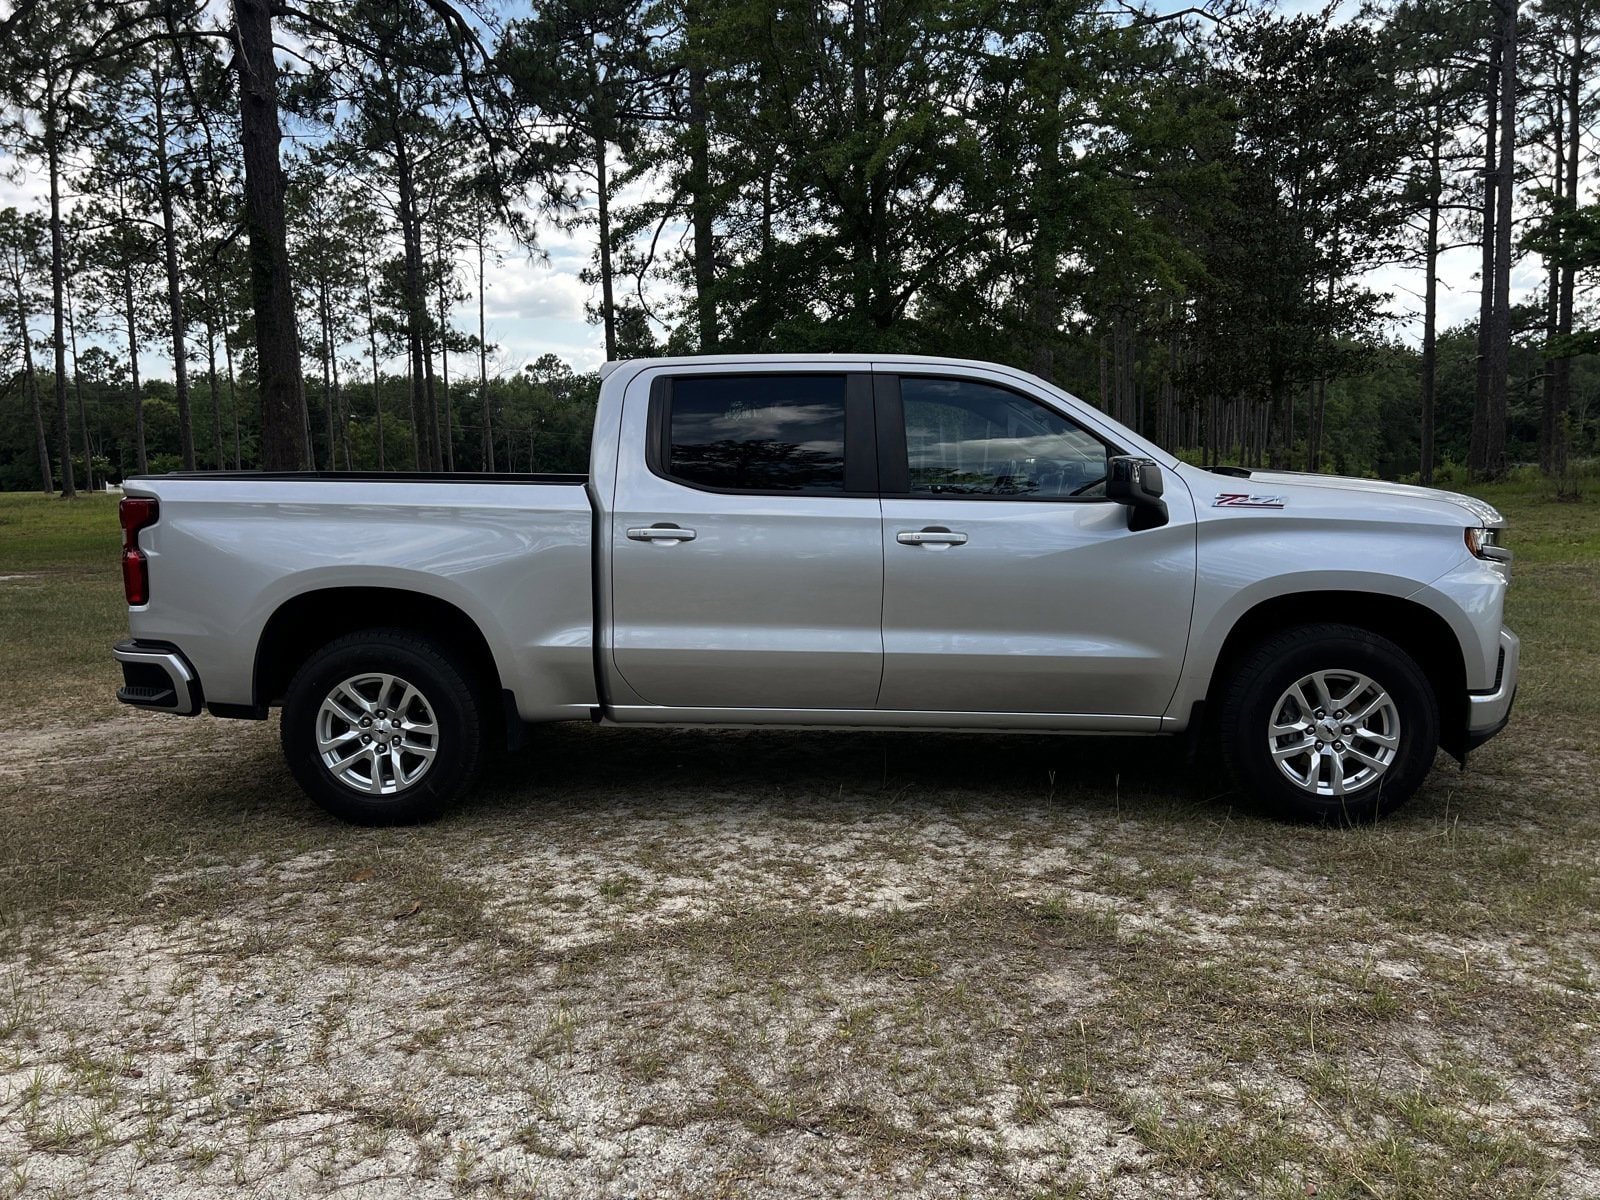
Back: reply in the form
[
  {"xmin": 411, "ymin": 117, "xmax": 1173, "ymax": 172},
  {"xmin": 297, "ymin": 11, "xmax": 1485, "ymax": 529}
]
[{"xmin": 664, "ymin": 375, "xmax": 848, "ymax": 493}]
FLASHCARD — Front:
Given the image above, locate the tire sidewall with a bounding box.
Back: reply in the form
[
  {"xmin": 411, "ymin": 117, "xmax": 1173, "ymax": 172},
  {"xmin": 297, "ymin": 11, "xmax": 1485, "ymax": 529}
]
[
  {"xmin": 282, "ymin": 631, "xmax": 481, "ymax": 825},
  {"xmin": 1222, "ymin": 628, "xmax": 1439, "ymax": 823}
]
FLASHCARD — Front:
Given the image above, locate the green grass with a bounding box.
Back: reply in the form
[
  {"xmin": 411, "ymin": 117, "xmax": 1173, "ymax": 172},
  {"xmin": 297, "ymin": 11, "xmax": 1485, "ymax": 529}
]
[
  {"xmin": 0, "ymin": 479, "xmax": 1597, "ymax": 1198},
  {"xmin": 0, "ymin": 493, "xmax": 127, "ymax": 725}
]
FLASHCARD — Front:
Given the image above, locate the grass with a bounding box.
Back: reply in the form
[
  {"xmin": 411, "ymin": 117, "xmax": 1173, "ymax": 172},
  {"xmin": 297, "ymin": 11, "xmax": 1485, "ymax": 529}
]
[
  {"xmin": 0, "ymin": 493, "xmax": 126, "ymax": 725},
  {"xmin": 0, "ymin": 479, "xmax": 1598, "ymax": 1198}
]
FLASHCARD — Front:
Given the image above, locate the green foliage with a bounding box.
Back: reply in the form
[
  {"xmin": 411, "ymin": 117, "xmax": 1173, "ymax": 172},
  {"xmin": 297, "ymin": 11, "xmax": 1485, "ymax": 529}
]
[{"xmin": 5, "ymin": 0, "xmax": 1600, "ymax": 486}]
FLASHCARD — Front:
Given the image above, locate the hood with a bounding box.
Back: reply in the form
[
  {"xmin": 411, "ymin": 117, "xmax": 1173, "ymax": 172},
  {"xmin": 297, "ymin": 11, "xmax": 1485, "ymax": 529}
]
[{"xmin": 1218, "ymin": 469, "xmax": 1504, "ymax": 527}]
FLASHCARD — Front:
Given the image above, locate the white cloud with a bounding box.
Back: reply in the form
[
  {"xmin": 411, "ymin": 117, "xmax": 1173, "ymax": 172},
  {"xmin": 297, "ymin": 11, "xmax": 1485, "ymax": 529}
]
[{"xmin": 481, "ymin": 257, "xmax": 587, "ymax": 323}]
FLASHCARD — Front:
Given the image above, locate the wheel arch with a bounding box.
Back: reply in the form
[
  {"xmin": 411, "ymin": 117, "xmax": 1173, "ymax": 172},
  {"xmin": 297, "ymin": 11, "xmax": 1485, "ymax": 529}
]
[
  {"xmin": 1205, "ymin": 591, "xmax": 1468, "ymax": 756},
  {"xmin": 254, "ymin": 588, "xmax": 505, "ymax": 714}
]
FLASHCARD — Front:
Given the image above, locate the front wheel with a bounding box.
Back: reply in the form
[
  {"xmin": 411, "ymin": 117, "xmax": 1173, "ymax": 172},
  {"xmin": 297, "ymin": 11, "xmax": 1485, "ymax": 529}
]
[
  {"xmin": 281, "ymin": 629, "xmax": 483, "ymax": 825},
  {"xmin": 1218, "ymin": 624, "xmax": 1440, "ymax": 823}
]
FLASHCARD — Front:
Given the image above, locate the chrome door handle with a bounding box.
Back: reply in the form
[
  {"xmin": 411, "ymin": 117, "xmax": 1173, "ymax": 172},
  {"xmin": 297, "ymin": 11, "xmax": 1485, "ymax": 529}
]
[
  {"xmin": 627, "ymin": 524, "xmax": 697, "ymax": 542},
  {"xmin": 896, "ymin": 529, "xmax": 968, "ymax": 546}
]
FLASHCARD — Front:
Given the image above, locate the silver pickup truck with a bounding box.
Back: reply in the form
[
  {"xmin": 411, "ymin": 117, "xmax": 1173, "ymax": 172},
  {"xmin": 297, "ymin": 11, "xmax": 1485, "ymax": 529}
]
[{"xmin": 113, "ymin": 354, "xmax": 1518, "ymax": 824}]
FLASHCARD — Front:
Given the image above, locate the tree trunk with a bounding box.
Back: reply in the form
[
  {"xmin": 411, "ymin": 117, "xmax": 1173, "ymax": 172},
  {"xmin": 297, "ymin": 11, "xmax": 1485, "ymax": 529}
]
[
  {"xmin": 1470, "ymin": 34, "xmax": 1500, "ymax": 481},
  {"xmin": 477, "ymin": 220, "xmax": 493, "ymax": 471},
  {"xmin": 46, "ymin": 95, "xmax": 75, "ymax": 497},
  {"xmin": 421, "ymin": 325, "xmax": 442, "ymax": 471},
  {"xmin": 66, "ymin": 275, "xmax": 93, "ymax": 490},
  {"xmin": 394, "ymin": 131, "xmax": 438, "ymax": 470},
  {"xmin": 319, "ymin": 274, "xmax": 336, "ymax": 470},
  {"xmin": 687, "ymin": 14, "xmax": 718, "ymax": 352},
  {"xmin": 334, "ymin": 336, "xmax": 348, "ymax": 471},
  {"xmin": 220, "ymin": 290, "xmax": 241, "ymax": 468},
  {"xmin": 595, "ymin": 129, "xmax": 617, "ymax": 360},
  {"xmin": 15, "ymin": 275, "xmax": 54, "ymax": 494},
  {"xmin": 152, "ymin": 73, "xmax": 196, "ymax": 471},
  {"xmin": 1420, "ymin": 117, "xmax": 1442, "ymax": 485},
  {"xmin": 1547, "ymin": 15, "xmax": 1583, "ymax": 477},
  {"xmin": 123, "ymin": 265, "xmax": 147, "ymax": 473},
  {"xmin": 235, "ymin": 0, "xmax": 308, "ymax": 470},
  {"xmin": 364, "ymin": 266, "xmax": 385, "ymax": 470},
  {"xmin": 1482, "ymin": 0, "xmax": 1515, "ymax": 482},
  {"xmin": 203, "ymin": 278, "xmax": 225, "ymax": 469},
  {"xmin": 437, "ymin": 266, "xmax": 454, "ymax": 471}
]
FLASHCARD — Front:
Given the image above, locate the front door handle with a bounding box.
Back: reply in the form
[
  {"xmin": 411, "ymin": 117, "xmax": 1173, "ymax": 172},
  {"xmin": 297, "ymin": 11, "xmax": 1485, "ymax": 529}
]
[
  {"xmin": 897, "ymin": 528, "xmax": 968, "ymax": 546},
  {"xmin": 627, "ymin": 523, "xmax": 697, "ymax": 543}
]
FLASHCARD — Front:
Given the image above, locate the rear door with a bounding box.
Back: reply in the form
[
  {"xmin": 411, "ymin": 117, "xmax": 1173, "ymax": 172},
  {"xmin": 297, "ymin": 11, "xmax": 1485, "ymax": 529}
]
[
  {"xmin": 875, "ymin": 370, "xmax": 1196, "ymax": 717},
  {"xmin": 607, "ymin": 367, "xmax": 884, "ymax": 710}
]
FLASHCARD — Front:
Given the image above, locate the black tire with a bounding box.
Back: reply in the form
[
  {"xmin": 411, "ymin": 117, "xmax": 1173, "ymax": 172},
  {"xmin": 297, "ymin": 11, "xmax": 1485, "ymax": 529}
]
[
  {"xmin": 281, "ymin": 628, "xmax": 483, "ymax": 825},
  {"xmin": 1217, "ymin": 623, "xmax": 1440, "ymax": 823}
]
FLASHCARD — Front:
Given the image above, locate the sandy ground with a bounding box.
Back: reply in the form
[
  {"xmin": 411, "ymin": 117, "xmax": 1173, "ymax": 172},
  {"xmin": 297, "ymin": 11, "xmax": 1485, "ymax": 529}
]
[{"xmin": 2, "ymin": 714, "xmax": 1597, "ymax": 1199}]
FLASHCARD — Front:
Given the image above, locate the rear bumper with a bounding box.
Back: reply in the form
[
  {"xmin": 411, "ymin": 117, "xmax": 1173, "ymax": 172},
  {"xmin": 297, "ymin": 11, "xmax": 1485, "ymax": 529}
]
[
  {"xmin": 113, "ymin": 640, "xmax": 203, "ymax": 716},
  {"xmin": 1464, "ymin": 627, "xmax": 1518, "ymax": 750}
]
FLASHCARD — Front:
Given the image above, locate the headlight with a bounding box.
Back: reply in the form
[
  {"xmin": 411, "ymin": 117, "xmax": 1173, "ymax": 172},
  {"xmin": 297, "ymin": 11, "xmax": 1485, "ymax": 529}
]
[{"xmin": 1466, "ymin": 527, "xmax": 1511, "ymax": 562}]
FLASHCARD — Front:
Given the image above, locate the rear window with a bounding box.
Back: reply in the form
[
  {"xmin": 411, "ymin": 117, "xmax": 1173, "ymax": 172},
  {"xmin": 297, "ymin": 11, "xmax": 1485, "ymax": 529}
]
[{"xmin": 667, "ymin": 375, "xmax": 847, "ymax": 492}]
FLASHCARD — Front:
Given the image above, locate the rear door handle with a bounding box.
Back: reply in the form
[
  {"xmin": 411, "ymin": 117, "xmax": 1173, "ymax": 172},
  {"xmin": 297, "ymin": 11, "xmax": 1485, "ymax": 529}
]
[
  {"xmin": 896, "ymin": 528, "xmax": 968, "ymax": 546},
  {"xmin": 627, "ymin": 523, "xmax": 697, "ymax": 542}
]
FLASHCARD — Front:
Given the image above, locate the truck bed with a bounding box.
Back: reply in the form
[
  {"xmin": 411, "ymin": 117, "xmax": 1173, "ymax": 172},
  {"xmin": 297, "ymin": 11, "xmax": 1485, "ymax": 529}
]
[{"xmin": 120, "ymin": 472, "xmax": 599, "ymax": 721}]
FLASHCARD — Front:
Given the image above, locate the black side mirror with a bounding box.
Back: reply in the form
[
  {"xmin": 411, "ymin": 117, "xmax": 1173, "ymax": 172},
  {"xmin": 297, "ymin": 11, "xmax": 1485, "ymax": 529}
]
[{"xmin": 1107, "ymin": 456, "xmax": 1168, "ymax": 531}]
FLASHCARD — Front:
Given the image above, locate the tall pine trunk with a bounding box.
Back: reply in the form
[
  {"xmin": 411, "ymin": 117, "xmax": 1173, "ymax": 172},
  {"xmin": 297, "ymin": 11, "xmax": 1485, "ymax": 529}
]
[
  {"xmin": 1545, "ymin": 17, "xmax": 1583, "ymax": 478},
  {"xmin": 152, "ymin": 73, "xmax": 195, "ymax": 471},
  {"xmin": 1482, "ymin": 0, "xmax": 1516, "ymax": 482},
  {"xmin": 394, "ymin": 130, "xmax": 438, "ymax": 470},
  {"xmin": 1420, "ymin": 117, "xmax": 1442, "ymax": 485},
  {"xmin": 364, "ymin": 265, "xmax": 385, "ymax": 470},
  {"xmin": 122, "ymin": 265, "xmax": 147, "ymax": 472},
  {"xmin": 477, "ymin": 219, "xmax": 493, "ymax": 471},
  {"xmin": 203, "ymin": 278, "xmax": 225, "ymax": 469},
  {"xmin": 1470, "ymin": 35, "xmax": 1499, "ymax": 481},
  {"xmin": 46, "ymin": 94, "xmax": 75, "ymax": 497},
  {"xmin": 594, "ymin": 128, "xmax": 616, "ymax": 360},
  {"xmin": 319, "ymin": 274, "xmax": 336, "ymax": 470},
  {"xmin": 687, "ymin": 4, "xmax": 718, "ymax": 352},
  {"xmin": 236, "ymin": 0, "xmax": 308, "ymax": 469},
  {"xmin": 220, "ymin": 291, "xmax": 241, "ymax": 468},
  {"xmin": 66, "ymin": 276, "xmax": 93, "ymax": 489},
  {"xmin": 14, "ymin": 274, "xmax": 54, "ymax": 493},
  {"xmin": 437, "ymin": 263, "xmax": 454, "ymax": 472}
]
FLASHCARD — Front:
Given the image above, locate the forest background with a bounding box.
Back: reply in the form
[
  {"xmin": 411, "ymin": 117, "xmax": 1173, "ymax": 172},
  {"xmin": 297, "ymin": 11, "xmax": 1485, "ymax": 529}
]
[{"xmin": 0, "ymin": 0, "xmax": 1593, "ymax": 493}]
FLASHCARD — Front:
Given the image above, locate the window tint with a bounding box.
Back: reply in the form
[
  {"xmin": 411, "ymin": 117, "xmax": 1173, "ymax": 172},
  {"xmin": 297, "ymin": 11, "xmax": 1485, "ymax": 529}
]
[
  {"xmin": 901, "ymin": 377, "xmax": 1109, "ymax": 498},
  {"xmin": 668, "ymin": 375, "xmax": 847, "ymax": 492}
]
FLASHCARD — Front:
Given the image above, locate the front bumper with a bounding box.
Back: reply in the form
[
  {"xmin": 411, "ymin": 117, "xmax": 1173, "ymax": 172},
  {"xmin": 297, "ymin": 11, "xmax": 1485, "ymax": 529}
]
[
  {"xmin": 113, "ymin": 640, "xmax": 203, "ymax": 716},
  {"xmin": 1464, "ymin": 627, "xmax": 1518, "ymax": 751}
]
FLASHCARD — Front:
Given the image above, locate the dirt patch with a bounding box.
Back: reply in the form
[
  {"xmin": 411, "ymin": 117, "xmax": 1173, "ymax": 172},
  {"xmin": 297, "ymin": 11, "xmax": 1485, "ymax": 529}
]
[{"xmin": 3, "ymin": 704, "xmax": 1598, "ymax": 1198}]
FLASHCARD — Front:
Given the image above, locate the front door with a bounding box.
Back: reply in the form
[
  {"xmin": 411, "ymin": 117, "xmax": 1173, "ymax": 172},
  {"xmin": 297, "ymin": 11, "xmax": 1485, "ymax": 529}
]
[
  {"xmin": 608, "ymin": 368, "xmax": 884, "ymax": 710},
  {"xmin": 876, "ymin": 373, "xmax": 1195, "ymax": 717}
]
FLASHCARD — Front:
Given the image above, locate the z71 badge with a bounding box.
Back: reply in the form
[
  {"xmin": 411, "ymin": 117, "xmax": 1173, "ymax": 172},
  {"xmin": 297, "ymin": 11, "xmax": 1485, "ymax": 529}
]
[{"xmin": 1213, "ymin": 493, "xmax": 1286, "ymax": 508}]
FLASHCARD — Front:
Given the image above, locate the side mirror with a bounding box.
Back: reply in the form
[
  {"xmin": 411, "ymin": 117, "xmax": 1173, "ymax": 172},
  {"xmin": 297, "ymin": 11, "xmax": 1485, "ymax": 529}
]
[{"xmin": 1106, "ymin": 456, "xmax": 1168, "ymax": 531}]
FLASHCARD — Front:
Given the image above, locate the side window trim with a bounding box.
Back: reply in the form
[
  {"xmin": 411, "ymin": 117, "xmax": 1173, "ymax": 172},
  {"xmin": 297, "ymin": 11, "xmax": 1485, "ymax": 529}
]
[
  {"xmin": 873, "ymin": 373, "xmax": 909, "ymax": 494},
  {"xmin": 873, "ymin": 372, "xmax": 1122, "ymax": 503},
  {"xmin": 644, "ymin": 370, "xmax": 878, "ymax": 498}
]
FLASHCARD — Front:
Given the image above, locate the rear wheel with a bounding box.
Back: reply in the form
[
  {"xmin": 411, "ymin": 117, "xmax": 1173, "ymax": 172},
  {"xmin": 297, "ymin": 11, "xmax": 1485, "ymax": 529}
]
[
  {"xmin": 1218, "ymin": 624, "xmax": 1439, "ymax": 822},
  {"xmin": 281, "ymin": 629, "xmax": 483, "ymax": 825}
]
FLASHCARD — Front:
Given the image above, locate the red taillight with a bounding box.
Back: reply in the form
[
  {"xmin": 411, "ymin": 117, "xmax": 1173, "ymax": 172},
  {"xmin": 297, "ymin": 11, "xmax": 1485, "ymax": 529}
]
[{"xmin": 119, "ymin": 497, "xmax": 158, "ymax": 606}]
